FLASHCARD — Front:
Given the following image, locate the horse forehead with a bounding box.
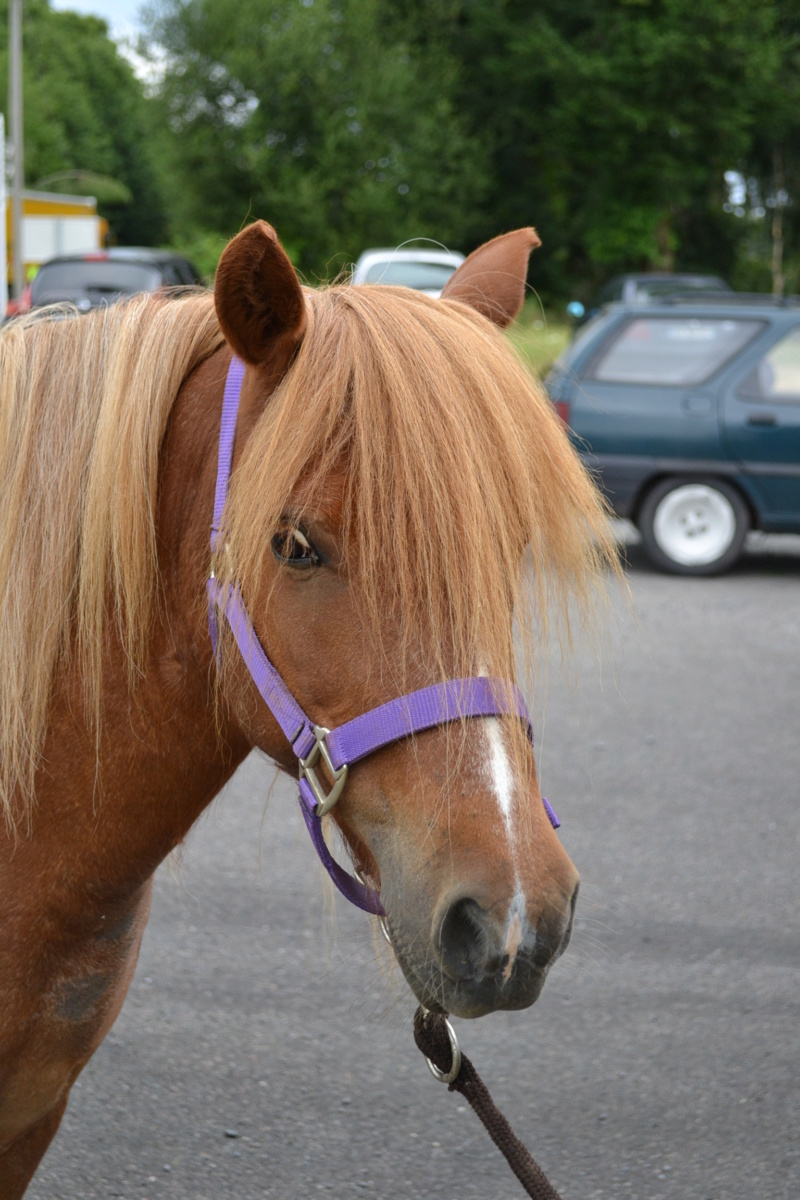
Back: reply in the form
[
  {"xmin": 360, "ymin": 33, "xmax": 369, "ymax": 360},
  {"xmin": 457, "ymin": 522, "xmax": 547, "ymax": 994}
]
[{"xmin": 290, "ymin": 465, "xmax": 348, "ymax": 529}]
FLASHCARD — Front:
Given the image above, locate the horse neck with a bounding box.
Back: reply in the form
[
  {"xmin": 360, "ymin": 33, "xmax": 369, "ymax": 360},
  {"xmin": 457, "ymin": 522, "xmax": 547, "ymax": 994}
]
[
  {"xmin": 134, "ymin": 345, "xmax": 259, "ymax": 846},
  {"xmin": 33, "ymin": 347, "xmax": 253, "ymax": 900},
  {"xmin": 136, "ymin": 342, "xmax": 302, "ymax": 861}
]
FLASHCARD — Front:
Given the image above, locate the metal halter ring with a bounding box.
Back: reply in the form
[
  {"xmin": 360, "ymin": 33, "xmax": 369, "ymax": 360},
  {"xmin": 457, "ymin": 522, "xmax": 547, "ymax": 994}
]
[
  {"xmin": 298, "ymin": 725, "xmax": 349, "ymax": 817},
  {"xmin": 422, "ymin": 1009, "xmax": 462, "ymax": 1084}
]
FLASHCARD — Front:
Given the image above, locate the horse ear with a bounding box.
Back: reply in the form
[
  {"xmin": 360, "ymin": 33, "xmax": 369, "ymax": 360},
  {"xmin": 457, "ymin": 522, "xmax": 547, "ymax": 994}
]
[
  {"xmin": 441, "ymin": 228, "xmax": 541, "ymax": 328},
  {"xmin": 214, "ymin": 220, "xmax": 307, "ymax": 369}
]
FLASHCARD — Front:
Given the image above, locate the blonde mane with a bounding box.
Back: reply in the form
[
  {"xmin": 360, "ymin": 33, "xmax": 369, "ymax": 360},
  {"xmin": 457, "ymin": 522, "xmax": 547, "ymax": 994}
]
[
  {"xmin": 0, "ymin": 294, "xmax": 224, "ymax": 827},
  {"xmin": 0, "ymin": 283, "xmax": 616, "ymax": 831},
  {"xmin": 216, "ymin": 283, "xmax": 617, "ymax": 706}
]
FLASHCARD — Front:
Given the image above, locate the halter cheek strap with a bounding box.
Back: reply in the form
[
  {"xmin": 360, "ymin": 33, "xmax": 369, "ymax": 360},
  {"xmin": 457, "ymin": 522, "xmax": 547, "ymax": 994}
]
[{"xmin": 206, "ymin": 356, "xmax": 559, "ymax": 917}]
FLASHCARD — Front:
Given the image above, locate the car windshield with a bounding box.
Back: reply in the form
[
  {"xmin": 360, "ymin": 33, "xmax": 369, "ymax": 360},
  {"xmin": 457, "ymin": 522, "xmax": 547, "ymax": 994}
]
[
  {"xmin": 363, "ymin": 260, "xmax": 458, "ymax": 289},
  {"xmin": 31, "ymin": 261, "xmax": 163, "ymax": 306}
]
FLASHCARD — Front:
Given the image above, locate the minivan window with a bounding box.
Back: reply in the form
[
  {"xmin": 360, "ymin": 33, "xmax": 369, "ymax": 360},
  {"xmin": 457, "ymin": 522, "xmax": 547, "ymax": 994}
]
[
  {"xmin": 589, "ymin": 317, "xmax": 765, "ymax": 386},
  {"xmin": 739, "ymin": 326, "xmax": 800, "ymax": 402}
]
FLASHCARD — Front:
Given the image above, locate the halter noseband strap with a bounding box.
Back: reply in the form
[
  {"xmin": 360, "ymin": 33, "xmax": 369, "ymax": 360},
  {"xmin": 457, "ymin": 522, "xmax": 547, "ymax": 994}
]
[{"xmin": 206, "ymin": 355, "xmax": 559, "ymax": 917}]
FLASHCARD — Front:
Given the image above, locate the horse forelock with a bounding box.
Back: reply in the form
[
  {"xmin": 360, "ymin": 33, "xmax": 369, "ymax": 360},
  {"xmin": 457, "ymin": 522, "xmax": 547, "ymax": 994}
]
[
  {"xmin": 218, "ymin": 284, "xmax": 619, "ymax": 733},
  {"xmin": 0, "ymin": 282, "xmax": 618, "ymax": 830},
  {"xmin": 0, "ymin": 292, "xmax": 224, "ymax": 828}
]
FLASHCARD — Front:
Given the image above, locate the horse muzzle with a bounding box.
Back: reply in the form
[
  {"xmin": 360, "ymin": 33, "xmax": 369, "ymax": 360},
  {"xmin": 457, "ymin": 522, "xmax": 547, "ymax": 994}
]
[{"xmin": 388, "ymin": 878, "xmax": 579, "ymax": 1019}]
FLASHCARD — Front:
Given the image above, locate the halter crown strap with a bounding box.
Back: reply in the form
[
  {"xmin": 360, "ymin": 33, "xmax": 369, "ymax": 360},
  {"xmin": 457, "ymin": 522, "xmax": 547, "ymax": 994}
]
[
  {"xmin": 207, "ymin": 356, "xmax": 559, "ymax": 917},
  {"xmin": 211, "ymin": 356, "xmax": 245, "ymax": 553}
]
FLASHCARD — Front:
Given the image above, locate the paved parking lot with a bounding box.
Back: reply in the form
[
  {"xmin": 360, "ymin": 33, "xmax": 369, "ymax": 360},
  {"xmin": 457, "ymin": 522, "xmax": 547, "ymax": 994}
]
[{"xmin": 29, "ymin": 529, "xmax": 800, "ymax": 1200}]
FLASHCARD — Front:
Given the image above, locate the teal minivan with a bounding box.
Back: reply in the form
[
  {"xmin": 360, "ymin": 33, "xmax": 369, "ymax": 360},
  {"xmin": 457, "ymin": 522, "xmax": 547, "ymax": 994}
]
[{"xmin": 546, "ymin": 297, "xmax": 800, "ymax": 574}]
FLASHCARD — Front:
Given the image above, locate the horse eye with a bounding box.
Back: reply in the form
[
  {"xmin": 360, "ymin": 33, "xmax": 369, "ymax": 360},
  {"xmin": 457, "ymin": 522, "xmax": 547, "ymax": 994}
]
[{"xmin": 271, "ymin": 528, "xmax": 321, "ymax": 568}]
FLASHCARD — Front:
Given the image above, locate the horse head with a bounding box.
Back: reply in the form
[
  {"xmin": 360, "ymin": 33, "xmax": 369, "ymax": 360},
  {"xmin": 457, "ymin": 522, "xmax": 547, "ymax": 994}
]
[{"xmin": 209, "ymin": 221, "xmax": 609, "ymax": 1019}]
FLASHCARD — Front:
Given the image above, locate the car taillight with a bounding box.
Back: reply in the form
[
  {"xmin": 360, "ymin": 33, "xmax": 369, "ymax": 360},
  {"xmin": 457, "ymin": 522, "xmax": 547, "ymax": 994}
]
[{"xmin": 553, "ymin": 400, "xmax": 571, "ymax": 427}]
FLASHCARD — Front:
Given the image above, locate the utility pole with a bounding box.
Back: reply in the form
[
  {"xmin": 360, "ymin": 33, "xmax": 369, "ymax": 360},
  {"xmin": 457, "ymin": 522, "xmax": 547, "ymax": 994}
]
[{"xmin": 9, "ymin": 0, "xmax": 24, "ymax": 301}]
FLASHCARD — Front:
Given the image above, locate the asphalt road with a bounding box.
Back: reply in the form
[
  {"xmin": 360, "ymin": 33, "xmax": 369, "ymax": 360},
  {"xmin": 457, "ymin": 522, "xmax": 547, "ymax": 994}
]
[{"xmin": 28, "ymin": 528, "xmax": 800, "ymax": 1200}]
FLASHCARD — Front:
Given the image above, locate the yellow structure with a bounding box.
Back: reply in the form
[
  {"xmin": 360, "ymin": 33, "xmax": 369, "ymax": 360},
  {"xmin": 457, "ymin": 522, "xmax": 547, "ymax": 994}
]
[{"xmin": 6, "ymin": 190, "xmax": 108, "ymax": 288}]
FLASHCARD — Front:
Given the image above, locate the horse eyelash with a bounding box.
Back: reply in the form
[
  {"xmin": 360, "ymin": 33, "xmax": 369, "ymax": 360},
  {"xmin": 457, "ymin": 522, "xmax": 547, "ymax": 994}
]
[
  {"xmin": 271, "ymin": 526, "xmax": 321, "ymax": 568},
  {"xmin": 291, "ymin": 528, "xmax": 312, "ymax": 551}
]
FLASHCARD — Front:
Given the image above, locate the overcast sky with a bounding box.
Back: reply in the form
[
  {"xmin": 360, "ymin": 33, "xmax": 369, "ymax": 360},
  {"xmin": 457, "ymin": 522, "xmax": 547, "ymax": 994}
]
[{"xmin": 50, "ymin": 0, "xmax": 145, "ymax": 41}]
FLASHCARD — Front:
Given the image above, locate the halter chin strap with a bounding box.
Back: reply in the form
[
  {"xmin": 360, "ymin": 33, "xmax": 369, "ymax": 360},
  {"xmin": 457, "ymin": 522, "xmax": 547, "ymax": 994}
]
[{"xmin": 207, "ymin": 355, "xmax": 559, "ymax": 917}]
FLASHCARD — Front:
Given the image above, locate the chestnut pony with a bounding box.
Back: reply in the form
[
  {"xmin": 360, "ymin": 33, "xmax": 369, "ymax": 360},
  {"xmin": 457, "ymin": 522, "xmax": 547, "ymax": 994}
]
[{"xmin": 0, "ymin": 221, "xmax": 614, "ymax": 1194}]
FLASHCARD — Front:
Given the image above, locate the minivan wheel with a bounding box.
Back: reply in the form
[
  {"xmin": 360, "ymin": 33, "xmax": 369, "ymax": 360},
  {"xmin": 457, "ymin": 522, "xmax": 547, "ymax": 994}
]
[{"xmin": 637, "ymin": 477, "xmax": 750, "ymax": 576}]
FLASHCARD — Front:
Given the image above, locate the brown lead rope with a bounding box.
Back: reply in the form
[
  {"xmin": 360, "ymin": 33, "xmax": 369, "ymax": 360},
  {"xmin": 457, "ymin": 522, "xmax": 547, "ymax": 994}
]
[{"xmin": 413, "ymin": 1007, "xmax": 565, "ymax": 1200}]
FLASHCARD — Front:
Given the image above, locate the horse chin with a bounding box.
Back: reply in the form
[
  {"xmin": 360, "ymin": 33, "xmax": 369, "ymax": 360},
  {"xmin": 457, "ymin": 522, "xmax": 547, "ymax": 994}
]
[{"xmin": 387, "ymin": 925, "xmax": 551, "ymax": 1020}]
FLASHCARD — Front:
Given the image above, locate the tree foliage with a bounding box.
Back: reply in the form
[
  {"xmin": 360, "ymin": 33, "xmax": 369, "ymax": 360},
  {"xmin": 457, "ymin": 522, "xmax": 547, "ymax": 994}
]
[
  {"xmin": 0, "ymin": 0, "xmax": 168, "ymax": 245},
  {"xmin": 385, "ymin": 0, "xmax": 793, "ymax": 295},
  {"xmin": 3, "ymin": 0, "xmax": 800, "ymax": 295},
  {"xmin": 729, "ymin": 0, "xmax": 800, "ymax": 292},
  {"xmin": 144, "ymin": 0, "xmax": 800, "ymax": 292},
  {"xmin": 145, "ymin": 0, "xmax": 487, "ymax": 273}
]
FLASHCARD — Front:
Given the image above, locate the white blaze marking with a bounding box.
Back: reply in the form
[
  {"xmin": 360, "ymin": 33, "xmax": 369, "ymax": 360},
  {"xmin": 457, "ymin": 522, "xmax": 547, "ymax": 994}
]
[
  {"xmin": 485, "ymin": 717, "xmax": 514, "ymax": 834},
  {"xmin": 481, "ymin": 717, "xmax": 527, "ymax": 941},
  {"xmin": 502, "ymin": 907, "xmax": 523, "ymax": 982},
  {"xmin": 477, "ymin": 672, "xmax": 525, "ymax": 929},
  {"xmin": 501, "ymin": 887, "xmax": 529, "ymax": 985}
]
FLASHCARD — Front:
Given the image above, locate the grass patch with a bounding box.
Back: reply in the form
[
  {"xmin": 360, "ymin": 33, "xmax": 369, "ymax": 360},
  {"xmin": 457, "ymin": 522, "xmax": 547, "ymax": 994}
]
[{"xmin": 506, "ymin": 299, "xmax": 572, "ymax": 378}]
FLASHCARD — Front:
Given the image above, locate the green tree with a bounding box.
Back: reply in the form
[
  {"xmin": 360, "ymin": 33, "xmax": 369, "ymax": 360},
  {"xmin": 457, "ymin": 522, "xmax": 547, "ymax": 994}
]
[
  {"xmin": 388, "ymin": 0, "xmax": 785, "ymax": 298},
  {"xmin": 734, "ymin": 0, "xmax": 800, "ymax": 294},
  {"xmin": 0, "ymin": 0, "xmax": 168, "ymax": 245},
  {"xmin": 145, "ymin": 0, "xmax": 487, "ymax": 275}
]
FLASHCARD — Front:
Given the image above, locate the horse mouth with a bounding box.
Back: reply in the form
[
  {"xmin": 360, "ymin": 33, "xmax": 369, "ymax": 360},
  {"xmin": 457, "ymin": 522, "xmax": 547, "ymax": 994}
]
[{"xmin": 384, "ymin": 917, "xmax": 552, "ymax": 1019}]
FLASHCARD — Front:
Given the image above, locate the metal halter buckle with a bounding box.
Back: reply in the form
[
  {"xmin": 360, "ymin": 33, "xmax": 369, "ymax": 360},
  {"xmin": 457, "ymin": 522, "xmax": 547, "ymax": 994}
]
[{"xmin": 299, "ymin": 725, "xmax": 349, "ymax": 817}]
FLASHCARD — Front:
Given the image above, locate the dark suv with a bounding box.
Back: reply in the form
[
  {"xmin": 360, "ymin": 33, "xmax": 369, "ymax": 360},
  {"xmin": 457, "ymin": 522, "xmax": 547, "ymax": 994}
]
[
  {"xmin": 568, "ymin": 272, "xmax": 732, "ymax": 326},
  {"xmin": 546, "ymin": 296, "xmax": 800, "ymax": 574},
  {"xmin": 27, "ymin": 248, "xmax": 202, "ymax": 313}
]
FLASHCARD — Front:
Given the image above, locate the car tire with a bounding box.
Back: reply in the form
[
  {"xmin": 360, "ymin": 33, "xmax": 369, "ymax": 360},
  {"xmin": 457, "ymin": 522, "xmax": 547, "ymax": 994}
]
[{"xmin": 637, "ymin": 477, "xmax": 750, "ymax": 576}]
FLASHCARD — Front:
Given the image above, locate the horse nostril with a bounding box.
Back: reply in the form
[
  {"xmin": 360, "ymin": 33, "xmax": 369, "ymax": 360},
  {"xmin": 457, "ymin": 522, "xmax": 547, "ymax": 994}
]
[
  {"xmin": 436, "ymin": 897, "xmax": 500, "ymax": 981},
  {"xmin": 557, "ymin": 878, "xmax": 580, "ymax": 957},
  {"xmin": 538, "ymin": 877, "xmax": 580, "ymax": 966}
]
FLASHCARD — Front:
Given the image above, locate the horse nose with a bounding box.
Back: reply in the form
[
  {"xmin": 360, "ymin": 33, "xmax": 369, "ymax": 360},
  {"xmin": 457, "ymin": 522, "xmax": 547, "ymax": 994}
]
[
  {"xmin": 434, "ymin": 879, "xmax": 580, "ymax": 985},
  {"xmin": 435, "ymin": 895, "xmax": 506, "ymax": 981}
]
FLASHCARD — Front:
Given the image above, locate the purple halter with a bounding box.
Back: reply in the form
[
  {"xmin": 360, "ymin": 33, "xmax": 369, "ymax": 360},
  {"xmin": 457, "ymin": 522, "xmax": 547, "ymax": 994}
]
[{"xmin": 206, "ymin": 356, "xmax": 559, "ymax": 916}]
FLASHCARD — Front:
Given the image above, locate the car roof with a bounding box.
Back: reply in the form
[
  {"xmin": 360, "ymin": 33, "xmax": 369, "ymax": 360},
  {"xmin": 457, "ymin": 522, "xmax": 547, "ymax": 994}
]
[
  {"xmin": 105, "ymin": 247, "xmax": 194, "ymax": 264},
  {"xmin": 354, "ymin": 247, "xmax": 465, "ymax": 266},
  {"xmin": 606, "ymin": 294, "xmax": 800, "ymax": 315},
  {"xmin": 606, "ymin": 271, "xmax": 729, "ymax": 284},
  {"xmin": 37, "ymin": 248, "xmax": 191, "ymax": 266}
]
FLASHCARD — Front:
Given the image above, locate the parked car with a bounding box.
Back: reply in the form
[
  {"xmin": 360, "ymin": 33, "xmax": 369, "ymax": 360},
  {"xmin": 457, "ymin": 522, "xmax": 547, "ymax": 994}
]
[
  {"xmin": 4, "ymin": 283, "xmax": 32, "ymax": 319},
  {"xmin": 567, "ymin": 272, "xmax": 732, "ymax": 325},
  {"xmin": 352, "ymin": 247, "xmax": 465, "ymax": 297},
  {"xmin": 20, "ymin": 248, "xmax": 202, "ymax": 314},
  {"xmin": 545, "ymin": 295, "xmax": 800, "ymax": 574}
]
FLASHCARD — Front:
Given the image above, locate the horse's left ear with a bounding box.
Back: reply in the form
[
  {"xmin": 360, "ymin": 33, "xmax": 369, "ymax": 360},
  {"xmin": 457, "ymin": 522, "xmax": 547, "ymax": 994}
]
[
  {"xmin": 441, "ymin": 228, "xmax": 541, "ymax": 328},
  {"xmin": 214, "ymin": 220, "xmax": 307, "ymax": 368}
]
